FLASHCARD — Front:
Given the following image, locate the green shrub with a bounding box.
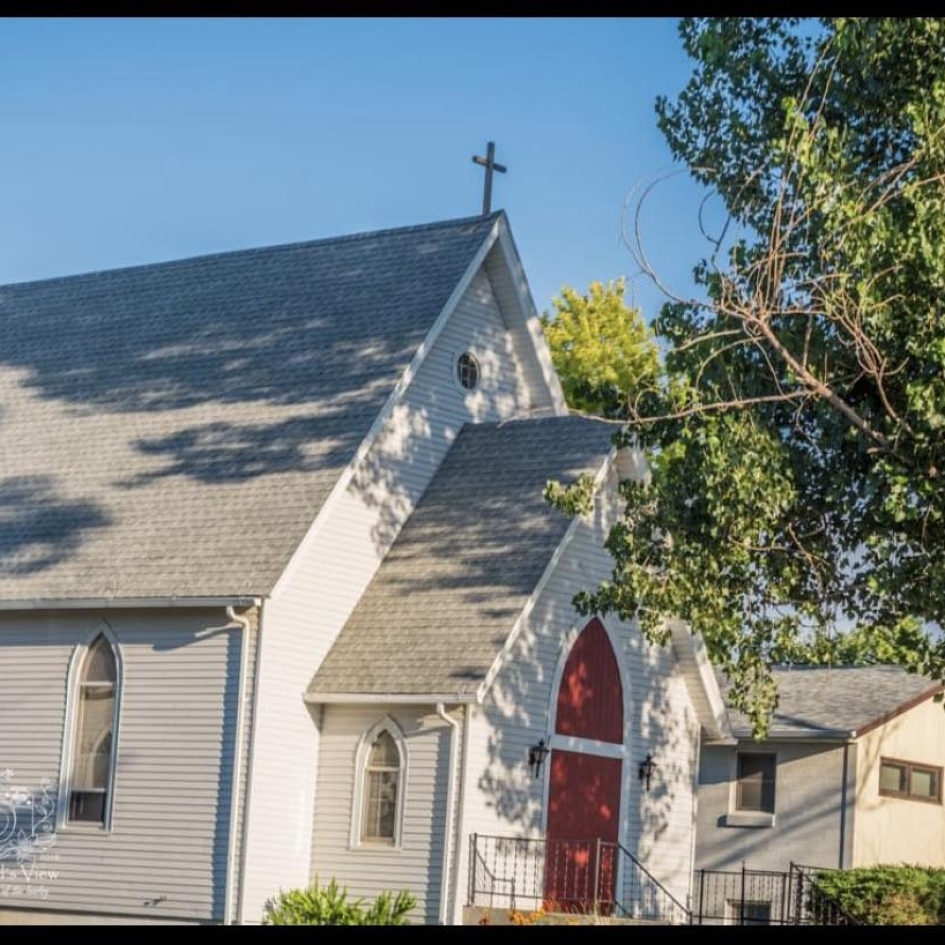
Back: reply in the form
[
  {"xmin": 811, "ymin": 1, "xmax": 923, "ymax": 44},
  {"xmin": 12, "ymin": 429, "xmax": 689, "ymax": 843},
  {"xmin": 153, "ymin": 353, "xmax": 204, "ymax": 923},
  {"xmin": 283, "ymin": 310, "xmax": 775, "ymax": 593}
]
[
  {"xmin": 814, "ymin": 865, "xmax": 945, "ymax": 925},
  {"xmin": 263, "ymin": 877, "xmax": 416, "ymax": 925}
]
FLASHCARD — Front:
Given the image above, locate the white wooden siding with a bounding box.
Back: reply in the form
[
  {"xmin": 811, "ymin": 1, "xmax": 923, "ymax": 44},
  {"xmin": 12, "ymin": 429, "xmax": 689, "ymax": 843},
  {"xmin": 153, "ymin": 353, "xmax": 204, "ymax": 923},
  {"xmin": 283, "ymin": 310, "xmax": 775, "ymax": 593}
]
[
  {"xmin": 240, "ymin": 264, "xmax": 546, "ymax": 922},
  {"xmin": 310, "ymin": 704, "xmax": 459, "ymax": 925},
  {"xmin": 0, "ymin": 608, "xmax": 248, "ymax": 923},
  {"xmin": 458, "ymin": 468, "xmax": 701, "ymax": 913}
]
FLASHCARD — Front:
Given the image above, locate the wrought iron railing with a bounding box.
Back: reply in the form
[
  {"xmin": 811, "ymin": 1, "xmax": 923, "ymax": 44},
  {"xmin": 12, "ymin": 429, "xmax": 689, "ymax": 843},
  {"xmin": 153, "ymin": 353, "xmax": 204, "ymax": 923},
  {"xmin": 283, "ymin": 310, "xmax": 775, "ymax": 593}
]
[
  {"xmin": 791, "ymin": 863, "xmax": 861, "ymax": 926},
  {"xmin": 471, "ymin": 840, "xmax": 517, "ymax": 908},
  {"xmin": 613, "ymin": 840, "xmax": 691, "ymax": 925},
  {"xmin": 691, "ymin": 863, "xmax": 860, "ymax": 925},
  {"xmin": 693, "ymin": 865, "xmax": 794, "ymax": 924},
  {"xmin": 467, "ymin": 833, "xmax": 691, "ymax": 923}
]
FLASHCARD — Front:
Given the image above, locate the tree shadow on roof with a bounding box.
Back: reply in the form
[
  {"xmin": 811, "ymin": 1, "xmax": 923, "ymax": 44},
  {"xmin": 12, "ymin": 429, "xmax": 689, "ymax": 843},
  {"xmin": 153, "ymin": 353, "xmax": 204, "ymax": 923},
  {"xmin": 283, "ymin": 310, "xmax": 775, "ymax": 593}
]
[
  {"xmin": 120, "ymin": 413, "xmax": 366, "ymax": 486},
  {"xmin": 0, "ymin": 219, "xmax": 492, "ymax": 414},
  {"xmin": 0, "ymin": 476, "xmax": 110, "ymax": 576}
]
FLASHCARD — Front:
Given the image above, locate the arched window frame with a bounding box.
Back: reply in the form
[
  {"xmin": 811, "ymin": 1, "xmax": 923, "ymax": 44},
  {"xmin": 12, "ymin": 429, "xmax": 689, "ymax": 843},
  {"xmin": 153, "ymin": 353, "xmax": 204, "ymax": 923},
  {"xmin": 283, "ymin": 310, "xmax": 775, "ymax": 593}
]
[
  {"xmin": 349, "ymin": 716, "xmax": 407, "ymax": 850},
  {"xmin": 57, "ymin": 625, "xmax": 123, "ymax": 832},
  {"xmin": 547, "ymin": 616, "xmax": 631, "ymax": 751}
]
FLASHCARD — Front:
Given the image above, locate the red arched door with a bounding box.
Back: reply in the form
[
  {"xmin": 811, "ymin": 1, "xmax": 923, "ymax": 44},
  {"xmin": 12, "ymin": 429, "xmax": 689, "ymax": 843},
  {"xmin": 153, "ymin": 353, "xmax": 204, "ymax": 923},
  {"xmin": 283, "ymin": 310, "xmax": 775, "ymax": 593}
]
[{"xmin": 544, "ymin": 618, "xmax": 623, "ymax": 913}]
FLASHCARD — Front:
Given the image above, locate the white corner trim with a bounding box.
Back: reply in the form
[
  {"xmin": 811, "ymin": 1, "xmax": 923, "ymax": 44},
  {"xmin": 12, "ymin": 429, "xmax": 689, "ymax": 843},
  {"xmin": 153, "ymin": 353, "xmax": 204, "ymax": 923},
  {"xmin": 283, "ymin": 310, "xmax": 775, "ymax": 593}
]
[
  {"xmin": 493, "ymin": 220, "xmax": 568, "ymax": 417},
  {"xmin": 56, "ymin": 621, "xmax": 124, "ymax": 835},
  {"xmin": 476, "ymin": 448, "xmax": 617, "ymax": 703},
  {"xmin": 348, "ymin": 715, "xmax": 408, "ymax": 851},
  {"xmin": 270, "ymin": 220, "xmax": 502, "ymax": 601}
]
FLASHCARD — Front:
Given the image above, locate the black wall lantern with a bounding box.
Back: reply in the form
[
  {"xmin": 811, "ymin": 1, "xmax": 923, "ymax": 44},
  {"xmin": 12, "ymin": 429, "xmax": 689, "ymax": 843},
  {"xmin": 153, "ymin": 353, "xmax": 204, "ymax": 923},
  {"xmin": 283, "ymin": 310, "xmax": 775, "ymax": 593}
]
[
  {"xmin": 638, "ymin": 753, "xmax": 657, "ymax": 791},
  {"xmin": 528, "ymin": 739, "xmax": 550, "ymax": 779}
]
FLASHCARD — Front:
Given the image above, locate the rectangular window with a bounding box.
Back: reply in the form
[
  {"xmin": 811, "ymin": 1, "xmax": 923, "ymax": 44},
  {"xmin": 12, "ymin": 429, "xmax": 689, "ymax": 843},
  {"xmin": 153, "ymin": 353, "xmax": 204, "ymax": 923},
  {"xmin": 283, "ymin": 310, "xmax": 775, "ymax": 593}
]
[
  {"xmin": 879, "ymin": 757, "xmax": 942, "ymax": 804},
  {"xmin": 736, "ymin": 753, "xmax": 776, "ymax": 813}
]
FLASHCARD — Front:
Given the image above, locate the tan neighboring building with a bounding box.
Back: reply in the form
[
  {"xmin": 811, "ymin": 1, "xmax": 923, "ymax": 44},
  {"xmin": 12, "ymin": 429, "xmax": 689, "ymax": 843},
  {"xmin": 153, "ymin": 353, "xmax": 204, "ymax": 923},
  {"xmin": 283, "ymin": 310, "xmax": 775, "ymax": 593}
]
[
  {"xmin": 695, "ymin": 665, "xmax": 945, "ymax": 876},
  {"xmin": 854, "ymin": 690, "xmax": 945, "ymax": 866}
]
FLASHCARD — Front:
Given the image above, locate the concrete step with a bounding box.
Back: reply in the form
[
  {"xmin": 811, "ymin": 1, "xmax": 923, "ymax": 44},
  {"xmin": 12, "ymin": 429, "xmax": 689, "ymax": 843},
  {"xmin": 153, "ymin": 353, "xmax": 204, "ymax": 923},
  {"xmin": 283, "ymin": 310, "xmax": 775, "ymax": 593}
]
[{"xmin": 463, "ymin": 905, "xmax": 677, "ymax": 926}]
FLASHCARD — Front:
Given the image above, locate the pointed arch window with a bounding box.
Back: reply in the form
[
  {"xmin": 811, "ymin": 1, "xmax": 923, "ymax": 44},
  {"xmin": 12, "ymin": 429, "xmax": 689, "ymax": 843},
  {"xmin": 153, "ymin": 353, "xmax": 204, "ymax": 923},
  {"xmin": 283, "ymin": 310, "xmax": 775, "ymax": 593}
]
[
  {"xmin": 356, "ymin": 723, "xmax": 405, "ymax": 847},
  {"xmin": 555, "ymin": 617, "xmax": 624, "ymax": 744},
  {"xmin": 67, "ymin": 633, "xmax": 120, "ymax": 825}
]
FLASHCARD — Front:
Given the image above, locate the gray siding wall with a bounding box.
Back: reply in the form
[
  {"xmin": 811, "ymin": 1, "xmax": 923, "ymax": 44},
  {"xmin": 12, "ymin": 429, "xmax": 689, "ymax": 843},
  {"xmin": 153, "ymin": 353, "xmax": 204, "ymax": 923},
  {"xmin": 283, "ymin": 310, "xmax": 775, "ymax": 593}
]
[
  {"xmin": 0, "ymin": 608, "xmax": 250, "ymax": 923},
  {"xmin": 694, "ymin": 740, "xmax": 849, "ymax": 873},
  {"xmin": 310, "ymin": 704, "xmax": 460, "ymax": 926},
  {"xmin": 457, "ymin": 468, "xmax": 701, "ymax": 915},
  {"xmin": 241, "ymin": 264, "xmax": 539, "ymax": 922}
]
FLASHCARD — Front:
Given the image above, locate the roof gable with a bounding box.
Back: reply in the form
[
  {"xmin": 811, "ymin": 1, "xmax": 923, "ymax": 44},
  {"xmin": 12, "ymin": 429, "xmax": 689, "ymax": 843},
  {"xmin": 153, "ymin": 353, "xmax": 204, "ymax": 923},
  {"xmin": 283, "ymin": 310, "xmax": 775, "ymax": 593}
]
[
  {"xmin": 0, "ymin": 213, "xmax": 500, "ymax": 599},
  {"xmin": 307, "ymin": 415, "xmax": 619, "ymax": 699}
]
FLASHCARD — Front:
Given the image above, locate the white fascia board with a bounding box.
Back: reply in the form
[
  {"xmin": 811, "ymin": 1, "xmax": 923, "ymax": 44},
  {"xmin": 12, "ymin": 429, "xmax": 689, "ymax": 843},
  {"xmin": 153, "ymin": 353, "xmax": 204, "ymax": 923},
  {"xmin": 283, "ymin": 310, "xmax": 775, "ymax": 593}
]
[
  {"xmin": 476, "ymin": 448, "xmax": 617, "ymax": 703},
  {"xmin": 493, "ymin": 216, "xmax": 568, "ymax": 417},
  {"xmin": 270, "ymin": 219, "xmax": 502, "ymax": 601},
  {"xmin": 303, "ymin": 691, "xmax": 478, "ymax": 705},
  {"xmin": 668, "ymin": 618, "xmax": 734, "ymax": 742}
]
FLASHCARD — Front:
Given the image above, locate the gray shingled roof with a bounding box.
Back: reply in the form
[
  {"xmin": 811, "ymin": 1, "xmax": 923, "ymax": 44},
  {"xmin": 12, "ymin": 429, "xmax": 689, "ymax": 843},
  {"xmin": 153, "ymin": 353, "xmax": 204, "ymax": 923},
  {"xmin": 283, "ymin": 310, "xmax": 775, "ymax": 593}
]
[
  {"xmin": 0, "ymin": 213, "xmax": 499, "ymax": 599},
  {"xmin": 722, "ymin": 665, "xmax": 942, "ymax": 738},
  {"xmin": 308, "ymin": 415, "xmax": 619, "ymax": 697}
]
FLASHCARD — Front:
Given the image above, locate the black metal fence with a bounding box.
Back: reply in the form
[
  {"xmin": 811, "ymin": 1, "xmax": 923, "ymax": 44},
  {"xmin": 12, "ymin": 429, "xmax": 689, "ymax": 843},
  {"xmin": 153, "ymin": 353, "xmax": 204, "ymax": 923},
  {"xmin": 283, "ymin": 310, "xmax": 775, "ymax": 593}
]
[
  {"xmin": 468, "ymin": 833, "xmax": 690, "ymax": 924},
  {"xmin": 692, "ymin": 863, "xmax": 860, "ymax": 925},
  {"xmin": 468, "ymin": 835, "xmax": 859, "ymax": 926}
]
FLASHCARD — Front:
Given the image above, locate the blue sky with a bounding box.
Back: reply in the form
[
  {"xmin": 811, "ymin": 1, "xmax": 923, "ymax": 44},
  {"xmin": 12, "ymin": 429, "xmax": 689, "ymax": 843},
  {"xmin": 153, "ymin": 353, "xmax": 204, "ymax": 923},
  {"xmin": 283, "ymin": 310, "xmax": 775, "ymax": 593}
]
[{"xmin": 0, "ymin": 17, "xmax": 711, "ymax": 323}]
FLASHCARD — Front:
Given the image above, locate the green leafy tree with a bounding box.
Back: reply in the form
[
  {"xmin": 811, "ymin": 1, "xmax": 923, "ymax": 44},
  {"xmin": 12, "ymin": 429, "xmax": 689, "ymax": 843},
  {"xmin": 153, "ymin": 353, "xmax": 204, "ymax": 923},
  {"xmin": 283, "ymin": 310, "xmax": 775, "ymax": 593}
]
[
  {"xmin": 550, "ymin": 18, "xmax": 945, "ymax": 735},
  {"xmin": 541, "ymin": 279, "xmax": 661, "ymax": 419}
]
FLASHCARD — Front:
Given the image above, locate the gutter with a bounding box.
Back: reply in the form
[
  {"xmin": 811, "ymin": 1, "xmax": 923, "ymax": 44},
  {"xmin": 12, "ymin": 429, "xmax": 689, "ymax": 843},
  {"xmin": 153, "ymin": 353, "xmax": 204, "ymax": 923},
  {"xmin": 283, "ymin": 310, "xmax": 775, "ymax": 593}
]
[
  {"xmin": 435, "ymin": 703, "xmax": 461, "ymax": 926},
  {"xmin": 0, "ymin": 595, "xmax": 261, "ymax": 611},
  {"xmin": 450, "ymin": 704, "xmax": 474, "ymax": 924},
  {"xmin": 839, "ymin": 742, "xmax": 851, "ymax": 869},
  {"xmin": 223, "ymin": 605, "xmax": 253, "ymax": 926},
  {"xmin": 722, "ymin": 731, "xmax": 856, "ymax": 744}
]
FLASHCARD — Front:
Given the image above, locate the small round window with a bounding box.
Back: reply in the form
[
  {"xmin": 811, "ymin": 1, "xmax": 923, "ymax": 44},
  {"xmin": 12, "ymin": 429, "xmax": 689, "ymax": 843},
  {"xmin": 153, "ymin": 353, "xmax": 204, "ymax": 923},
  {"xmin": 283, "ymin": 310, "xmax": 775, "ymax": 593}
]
[{"xmin": 457, "ymin": 352, "xmax": 481, "ymax": 391}]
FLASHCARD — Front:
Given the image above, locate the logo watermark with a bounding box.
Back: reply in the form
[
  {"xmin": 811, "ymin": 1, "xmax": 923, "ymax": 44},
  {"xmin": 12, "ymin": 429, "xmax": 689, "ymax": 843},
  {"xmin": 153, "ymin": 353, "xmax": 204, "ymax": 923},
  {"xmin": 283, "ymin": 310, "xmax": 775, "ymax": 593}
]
[{"xmin": 0, "ymin": 769, "xmax": 59, "ymax": 900}]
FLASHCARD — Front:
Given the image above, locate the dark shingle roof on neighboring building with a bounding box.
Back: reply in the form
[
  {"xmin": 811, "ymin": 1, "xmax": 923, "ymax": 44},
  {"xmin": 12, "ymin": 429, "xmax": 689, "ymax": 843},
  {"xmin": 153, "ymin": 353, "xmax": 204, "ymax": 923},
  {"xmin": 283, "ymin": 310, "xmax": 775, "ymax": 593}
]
[
  {"xmin": 308, "ymin": 415, "xmax": 619, "ymax": 697},
  {"xmin": 0, "ymin": 213, "xmax": 499, "ymax": 599},
  {"xmin": 721, "ymin": 664, "xmax": 942, "ymax": 738}
]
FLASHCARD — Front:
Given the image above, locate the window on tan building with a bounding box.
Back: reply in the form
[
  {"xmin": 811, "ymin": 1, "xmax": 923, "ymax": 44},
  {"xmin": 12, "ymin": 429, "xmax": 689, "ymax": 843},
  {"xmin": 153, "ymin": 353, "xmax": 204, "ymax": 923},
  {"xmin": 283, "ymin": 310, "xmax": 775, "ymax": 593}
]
[{"xmin": 879, "ymin": 757, "xmax": 942, "ymax": 804}]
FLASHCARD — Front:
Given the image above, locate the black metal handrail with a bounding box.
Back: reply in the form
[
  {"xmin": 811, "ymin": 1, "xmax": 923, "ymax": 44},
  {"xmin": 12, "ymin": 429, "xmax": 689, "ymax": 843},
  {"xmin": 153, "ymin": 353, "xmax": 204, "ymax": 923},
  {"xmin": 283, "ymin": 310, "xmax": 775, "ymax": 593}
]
[
  {"xmin": 471, "ymin": 840, "xmax": 516, "ymax": 908},
  {"xmin": 614, "ymin": 840, "xmax": 691, "ymax": 924},
  {"xmin": 467, "ymin": 833, "xmax": 691, "ymax": 923}
]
